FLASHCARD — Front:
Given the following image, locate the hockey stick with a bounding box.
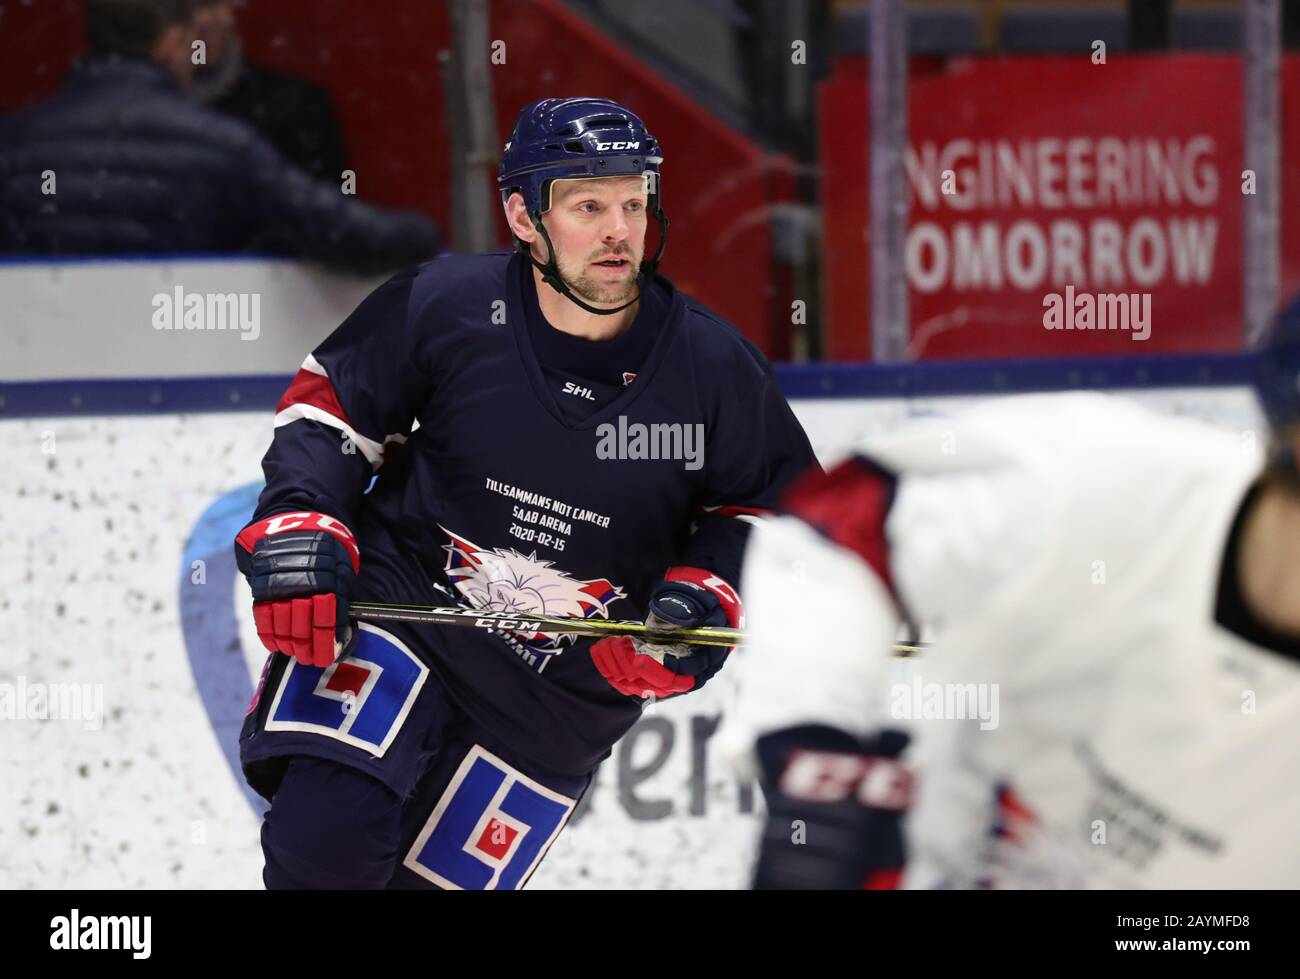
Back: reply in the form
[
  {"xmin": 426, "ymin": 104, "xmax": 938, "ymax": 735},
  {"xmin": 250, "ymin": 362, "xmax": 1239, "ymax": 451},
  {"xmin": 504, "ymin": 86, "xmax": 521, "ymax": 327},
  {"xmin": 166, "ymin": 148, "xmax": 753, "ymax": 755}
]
[
  {"xmin": 350, "ymin": 600, "xmax": 742, "ymax": 647},
  {"xmin": 349, "ymin": 600, "xmax": 927, "ymax": 655}
]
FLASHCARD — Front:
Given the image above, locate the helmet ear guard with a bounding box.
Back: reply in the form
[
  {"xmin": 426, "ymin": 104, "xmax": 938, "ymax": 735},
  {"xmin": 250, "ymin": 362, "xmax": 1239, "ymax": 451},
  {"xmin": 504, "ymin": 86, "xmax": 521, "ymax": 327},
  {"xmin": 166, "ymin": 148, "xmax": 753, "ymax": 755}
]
[{"xmin": 498, "ymin": 97, "xmax": 668, "ymax": 316}]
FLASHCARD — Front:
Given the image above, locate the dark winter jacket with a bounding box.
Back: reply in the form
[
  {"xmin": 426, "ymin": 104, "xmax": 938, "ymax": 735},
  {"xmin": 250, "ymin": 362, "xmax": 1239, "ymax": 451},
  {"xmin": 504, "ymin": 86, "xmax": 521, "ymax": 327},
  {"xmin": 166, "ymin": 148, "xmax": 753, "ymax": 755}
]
[{"xmin": 0, "ymin": 57, "xmax": 440, "ymax": 274}]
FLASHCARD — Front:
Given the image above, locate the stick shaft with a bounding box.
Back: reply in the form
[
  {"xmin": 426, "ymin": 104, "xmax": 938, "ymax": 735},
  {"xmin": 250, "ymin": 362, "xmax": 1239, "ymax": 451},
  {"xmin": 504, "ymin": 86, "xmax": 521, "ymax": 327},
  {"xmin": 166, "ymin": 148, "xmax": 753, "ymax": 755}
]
[
  {"xmin": 350, "ymin": 600, "xmax": 743, "ymax": 647},
  {"xmin": 350, "ymin": 600, "xmax": 927, "ymax": 655}
]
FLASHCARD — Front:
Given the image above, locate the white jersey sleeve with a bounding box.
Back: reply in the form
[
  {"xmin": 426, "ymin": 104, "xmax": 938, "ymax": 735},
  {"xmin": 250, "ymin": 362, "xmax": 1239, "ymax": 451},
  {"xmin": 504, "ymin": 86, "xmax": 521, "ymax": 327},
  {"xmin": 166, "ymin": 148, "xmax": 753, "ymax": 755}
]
[{"xmin": 722, "ymin": 396, "xmax": 1056, "ymax": 756}]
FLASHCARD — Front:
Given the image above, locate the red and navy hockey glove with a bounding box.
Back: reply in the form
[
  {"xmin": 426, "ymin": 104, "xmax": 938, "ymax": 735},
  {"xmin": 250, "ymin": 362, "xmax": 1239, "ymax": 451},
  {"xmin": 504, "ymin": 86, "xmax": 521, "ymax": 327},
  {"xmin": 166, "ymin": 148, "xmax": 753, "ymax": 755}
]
[
  {"xmin": 752, "ymin": 724, "xmax": 912, "ymax": 890},
  {"xmin": 234, "ymin": 511, "xmax": 360, "ymax": 667},
  {"xmin": 590, "ymin": 566, "xmax": 742, "ymax": 700}
]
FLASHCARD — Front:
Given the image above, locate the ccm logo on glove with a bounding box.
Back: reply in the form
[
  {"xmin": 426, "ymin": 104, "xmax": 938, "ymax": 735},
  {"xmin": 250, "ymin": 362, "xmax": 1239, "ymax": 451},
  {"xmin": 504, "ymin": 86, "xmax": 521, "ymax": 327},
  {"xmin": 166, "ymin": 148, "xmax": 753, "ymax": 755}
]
[
  {"xmin": 234, "ymin": 511, "xmax": 361, "ymax": 667},
  {"xmin": 780, "ymin": 750, "xmax": 913, "ymax": 811}
]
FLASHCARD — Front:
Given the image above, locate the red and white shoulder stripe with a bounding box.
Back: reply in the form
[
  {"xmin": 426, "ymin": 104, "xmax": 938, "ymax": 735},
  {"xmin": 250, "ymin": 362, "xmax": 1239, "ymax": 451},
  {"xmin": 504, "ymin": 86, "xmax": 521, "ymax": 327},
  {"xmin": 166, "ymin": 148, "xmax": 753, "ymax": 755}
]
[{"xmin": 273, "ymin": 355, "xmax": 412, "ymax": 470}]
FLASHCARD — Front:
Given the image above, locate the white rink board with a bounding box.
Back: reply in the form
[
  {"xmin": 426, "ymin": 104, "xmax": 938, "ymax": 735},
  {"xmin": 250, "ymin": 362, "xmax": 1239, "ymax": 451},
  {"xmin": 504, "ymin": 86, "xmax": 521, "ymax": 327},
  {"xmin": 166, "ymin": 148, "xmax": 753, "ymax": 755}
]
[
  {"xmin": 0, "ymin": 387, "xmax": 1265, "ymax": 889},
  {"xmin": 1, "ymin": 259, "xmax": 383, "ymax": 382}
]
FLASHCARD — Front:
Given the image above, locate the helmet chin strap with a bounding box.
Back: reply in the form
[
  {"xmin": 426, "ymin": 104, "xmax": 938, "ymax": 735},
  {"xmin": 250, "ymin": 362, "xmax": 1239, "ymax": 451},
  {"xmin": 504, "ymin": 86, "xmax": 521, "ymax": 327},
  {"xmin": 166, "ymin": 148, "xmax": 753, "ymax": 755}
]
[{"xmin": 524, "ymin": 210, "xmax": 669, "ymax": 317}]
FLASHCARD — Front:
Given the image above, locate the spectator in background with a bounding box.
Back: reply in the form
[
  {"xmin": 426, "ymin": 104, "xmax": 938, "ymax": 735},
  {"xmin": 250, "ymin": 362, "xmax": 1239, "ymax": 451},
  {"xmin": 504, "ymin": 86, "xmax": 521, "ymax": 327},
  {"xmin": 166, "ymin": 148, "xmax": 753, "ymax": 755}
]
[
  {"xmin": 190, "ymin": 0, "xmax": 347, "ymax": 182},
  {"xmin": 0, "ymin": 0, "xmax": 441, "ymax": 275}
]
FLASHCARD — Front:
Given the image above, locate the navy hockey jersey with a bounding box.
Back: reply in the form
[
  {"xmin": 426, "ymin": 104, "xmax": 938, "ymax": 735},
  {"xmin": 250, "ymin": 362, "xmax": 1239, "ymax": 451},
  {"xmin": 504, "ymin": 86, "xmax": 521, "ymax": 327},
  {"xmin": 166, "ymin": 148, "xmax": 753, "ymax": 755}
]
[{"xmin": 246, "ymin": 250, "xmax": 818, "ymax": 775}]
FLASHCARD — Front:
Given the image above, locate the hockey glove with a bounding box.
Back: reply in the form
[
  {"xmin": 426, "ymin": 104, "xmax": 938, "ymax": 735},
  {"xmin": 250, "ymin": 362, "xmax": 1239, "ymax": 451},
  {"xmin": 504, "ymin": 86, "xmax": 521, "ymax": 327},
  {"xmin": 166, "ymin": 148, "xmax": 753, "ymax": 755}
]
[
  {"xmin": 590, "ymin": 566, "xmax": 742, "ymax": 700},
  {"xmin": 752, "ymin": 724, "xmax": 912, "ymax": 890},
  {"xmin": 234, "ymin": 511, "xmax": 360, "ymax": 667}
]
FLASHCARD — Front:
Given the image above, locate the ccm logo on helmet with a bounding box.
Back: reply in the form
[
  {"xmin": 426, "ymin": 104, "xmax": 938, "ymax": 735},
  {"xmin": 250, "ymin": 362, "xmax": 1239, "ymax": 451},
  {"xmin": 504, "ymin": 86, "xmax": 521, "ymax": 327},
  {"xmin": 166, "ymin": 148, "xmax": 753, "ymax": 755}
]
[{"xmin": 595, "ymin": 141, "xmax": 640, "ymax": 151}]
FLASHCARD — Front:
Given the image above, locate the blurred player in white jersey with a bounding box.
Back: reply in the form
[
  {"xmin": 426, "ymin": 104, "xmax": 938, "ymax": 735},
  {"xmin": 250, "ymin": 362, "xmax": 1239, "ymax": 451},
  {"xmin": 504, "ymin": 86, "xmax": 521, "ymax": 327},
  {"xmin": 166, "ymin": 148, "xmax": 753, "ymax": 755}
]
[{"xmin": 723, "ymin": 299, "xmax": 1300, "ymax": 889}]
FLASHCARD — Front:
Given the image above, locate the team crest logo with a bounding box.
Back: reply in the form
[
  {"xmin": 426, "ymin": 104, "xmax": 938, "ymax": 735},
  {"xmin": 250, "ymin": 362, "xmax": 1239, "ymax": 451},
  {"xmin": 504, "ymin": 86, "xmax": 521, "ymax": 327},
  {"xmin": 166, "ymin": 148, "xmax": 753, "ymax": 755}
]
[{"xmin": 439, "ymin": 525, "xmax": 625, "ymax": 672}]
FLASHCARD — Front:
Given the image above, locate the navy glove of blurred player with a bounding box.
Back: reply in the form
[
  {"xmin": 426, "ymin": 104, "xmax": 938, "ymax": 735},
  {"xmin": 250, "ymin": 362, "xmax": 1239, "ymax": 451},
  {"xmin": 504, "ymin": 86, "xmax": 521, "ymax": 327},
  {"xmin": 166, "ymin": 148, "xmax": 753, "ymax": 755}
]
[
  {"xmin": 752, "ymin": 724, "xmax": 912, "ymax": 890},
  {"xmin": 234, "ymin": 511, "xmax": 360, "ymax": 667},
  {"xmin": 590, "ymin": 566, "xmax": 742, "ymax": 699}
]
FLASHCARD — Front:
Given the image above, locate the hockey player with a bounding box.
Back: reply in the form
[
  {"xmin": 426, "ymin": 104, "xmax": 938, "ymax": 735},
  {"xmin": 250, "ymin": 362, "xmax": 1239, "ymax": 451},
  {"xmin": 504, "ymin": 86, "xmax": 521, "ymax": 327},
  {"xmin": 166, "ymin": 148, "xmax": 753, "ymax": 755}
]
[
  {"xmin": 725, "ymin": 303, "xmax": 1300, "ymax": 889},
  {"xmin": 232, "ymin": 97, "xmax": 817, "ymax": 889}
]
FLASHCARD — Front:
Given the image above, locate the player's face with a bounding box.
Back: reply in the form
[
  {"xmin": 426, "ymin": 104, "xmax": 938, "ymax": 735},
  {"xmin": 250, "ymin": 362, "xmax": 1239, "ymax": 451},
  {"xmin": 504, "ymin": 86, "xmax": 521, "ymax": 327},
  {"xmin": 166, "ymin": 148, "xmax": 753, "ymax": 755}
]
[{"xmin": 544, "ymin": 176, "xmax": 648, "ymax": 305}]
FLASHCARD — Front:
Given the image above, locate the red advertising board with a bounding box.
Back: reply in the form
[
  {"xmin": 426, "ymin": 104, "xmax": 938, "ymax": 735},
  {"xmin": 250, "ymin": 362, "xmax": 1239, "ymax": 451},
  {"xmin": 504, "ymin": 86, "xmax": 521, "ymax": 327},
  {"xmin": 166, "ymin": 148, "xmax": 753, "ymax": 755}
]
[{"xmin": 820, "ymin": 55, "xmax": 1300, "ymax": 361}]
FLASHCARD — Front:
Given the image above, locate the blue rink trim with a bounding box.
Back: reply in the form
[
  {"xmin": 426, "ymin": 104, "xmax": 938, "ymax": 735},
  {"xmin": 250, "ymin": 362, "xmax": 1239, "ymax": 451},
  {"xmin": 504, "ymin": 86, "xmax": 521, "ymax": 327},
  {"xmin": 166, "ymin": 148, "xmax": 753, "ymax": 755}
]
[
  {"xmin": 178, "ymin": 481, "xmax": 268, "ymax": 814},
  {"xmin": 773, "ymin": 352, "xmax": 1257, "ymax": 399},
  {"xmin": 0, "ymin": 353, "xmax": 1257, "ymax": 418},
  {"xmin": 0, "ymin": 374, "xmax": 294, "ymax": 418}
]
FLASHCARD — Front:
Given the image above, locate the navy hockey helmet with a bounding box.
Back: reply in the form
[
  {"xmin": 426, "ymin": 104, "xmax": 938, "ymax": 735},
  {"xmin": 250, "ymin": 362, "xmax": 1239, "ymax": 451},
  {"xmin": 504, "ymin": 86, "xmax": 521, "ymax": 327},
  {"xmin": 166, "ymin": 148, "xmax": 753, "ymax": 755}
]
[
  {"xmin": 1252, "ymin": 293, "xmax": 1300, "ymax": 482},
  {"xmin": 498, "ymin": 97, "xmax": 668, "ymax": 315},
  {"xmin": 1254, "ymin": 293, "xmax": 1300, "ymax": 434}
]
